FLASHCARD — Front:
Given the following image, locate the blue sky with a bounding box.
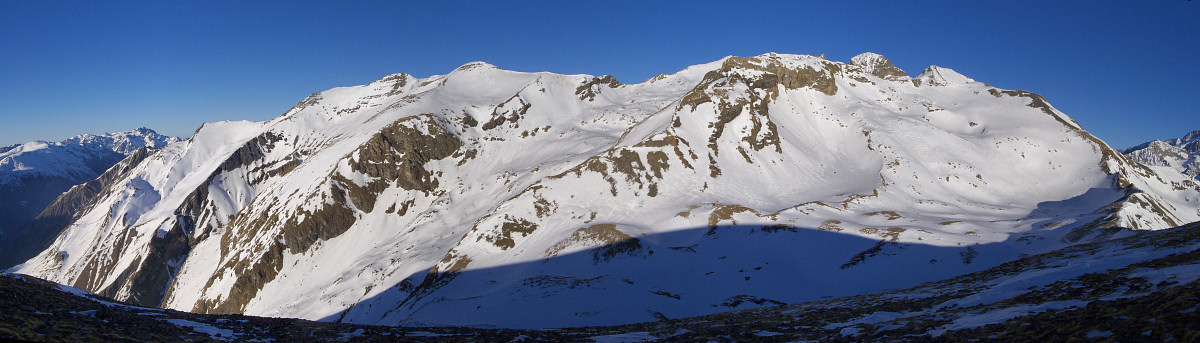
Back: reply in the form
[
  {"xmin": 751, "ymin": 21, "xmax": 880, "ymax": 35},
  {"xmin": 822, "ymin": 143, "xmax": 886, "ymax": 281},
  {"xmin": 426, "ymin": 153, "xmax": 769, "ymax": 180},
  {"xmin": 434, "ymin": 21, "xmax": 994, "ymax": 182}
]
[{"xmin": 1, "ymin": 1, "xmax": 1197, "ymax": 148}]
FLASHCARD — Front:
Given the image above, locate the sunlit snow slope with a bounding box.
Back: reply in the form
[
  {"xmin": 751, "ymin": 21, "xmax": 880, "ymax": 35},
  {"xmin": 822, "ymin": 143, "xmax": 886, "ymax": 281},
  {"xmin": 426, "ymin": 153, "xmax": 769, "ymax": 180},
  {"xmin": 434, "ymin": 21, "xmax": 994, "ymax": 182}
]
[{"xmin": 11, "ymin": 53, "xmax": 1200, "ymax": 328}]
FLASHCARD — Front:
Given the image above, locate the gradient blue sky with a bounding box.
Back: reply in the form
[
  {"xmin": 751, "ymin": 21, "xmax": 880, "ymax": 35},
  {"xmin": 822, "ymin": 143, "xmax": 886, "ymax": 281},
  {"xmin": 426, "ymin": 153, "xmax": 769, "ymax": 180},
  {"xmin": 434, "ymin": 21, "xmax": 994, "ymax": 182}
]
[{"xmin": 1, "ymin": 1, "xmax": 1197, "ymax": 148}]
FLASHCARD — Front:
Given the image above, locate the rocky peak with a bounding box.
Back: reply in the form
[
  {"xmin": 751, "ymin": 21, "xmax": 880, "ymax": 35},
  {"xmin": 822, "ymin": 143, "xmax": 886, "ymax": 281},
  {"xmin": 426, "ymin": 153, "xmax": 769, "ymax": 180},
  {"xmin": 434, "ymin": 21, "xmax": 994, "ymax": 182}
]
[
  {"xmin": 371, "ymin": 72, "xmax": 414, "ymax": 86},
  {"xmin": 714, "ymin": 54, "xmax": 841, "ymax": 94},
  {"xmin": 575, "ymin": 75, "xmax": 622, "ymax": 101},
  {"xmin": 1168, "ymin": 130, "xmax": 1200, "ymax": 153},
  {"xmin": 849, "ymin": 52, "xmax": 909, "ymax": 80},
  {"xmin": 1181, "ymin": 130, "xmax": 1200, "ymax": 142}
]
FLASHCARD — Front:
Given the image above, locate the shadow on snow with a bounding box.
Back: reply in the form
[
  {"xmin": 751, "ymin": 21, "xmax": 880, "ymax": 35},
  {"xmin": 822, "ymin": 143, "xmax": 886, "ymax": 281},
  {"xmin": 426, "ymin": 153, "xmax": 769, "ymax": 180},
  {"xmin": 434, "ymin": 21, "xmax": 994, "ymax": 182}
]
[{"xmin": 317, "ymin": 194, "xmax": 1125, "ymax": 330}]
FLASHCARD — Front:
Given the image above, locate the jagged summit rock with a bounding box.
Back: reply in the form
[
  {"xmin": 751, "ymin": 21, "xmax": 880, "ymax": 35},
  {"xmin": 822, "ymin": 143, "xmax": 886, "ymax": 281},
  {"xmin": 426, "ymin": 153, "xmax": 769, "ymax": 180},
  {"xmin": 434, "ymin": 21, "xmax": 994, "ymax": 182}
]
[
  {"xmin": 8, "ymin": 53, "xmax": 1199, "ymax": 329},
  {"xmin": 1180, "ymin": 130, "xmax": 1200, "ymax": 149},
  {"xmin": 850, "ymin": 52, "xmax": 909, "ymax": 79},
  {"xmin": 1152, "ymin": 130, "xmax": 1200, "ymax": 154}
]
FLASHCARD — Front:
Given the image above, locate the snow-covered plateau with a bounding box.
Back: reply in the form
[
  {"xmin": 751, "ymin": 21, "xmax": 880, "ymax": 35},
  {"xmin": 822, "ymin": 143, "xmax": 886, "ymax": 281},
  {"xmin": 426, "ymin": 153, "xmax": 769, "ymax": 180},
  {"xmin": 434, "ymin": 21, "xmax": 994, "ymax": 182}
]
[{"xmin": 9, "ymin": 53, "xmax": 1200, "ymax": 329}]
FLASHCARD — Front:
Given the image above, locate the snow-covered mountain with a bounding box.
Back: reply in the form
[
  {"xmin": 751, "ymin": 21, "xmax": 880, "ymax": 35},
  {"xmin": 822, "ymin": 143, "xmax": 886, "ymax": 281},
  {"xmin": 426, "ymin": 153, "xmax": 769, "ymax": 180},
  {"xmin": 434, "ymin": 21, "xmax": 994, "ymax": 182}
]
[
  {"xmin": 1124, "ymin": 130, "xmax": 1200, "ymax": 183},
  {"xmin": 0, "ymin": 128, "xmax": 178, "ymax": 243},
  {"xmin": 9, "ymin": 53, "xmax": 1200, "ymax": 328}
]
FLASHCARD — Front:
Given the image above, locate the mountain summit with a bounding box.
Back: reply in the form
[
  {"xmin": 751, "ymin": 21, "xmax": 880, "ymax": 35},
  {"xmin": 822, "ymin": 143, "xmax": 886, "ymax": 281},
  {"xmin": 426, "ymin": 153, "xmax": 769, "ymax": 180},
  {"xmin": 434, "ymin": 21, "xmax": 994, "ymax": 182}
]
[
  {"xmin": 849, "ymin": 52, "xmax": 909, "ymax": 80},
  {"xmin": 9, "ymin": 53, "xmax": 1199, "ymax": 328}
]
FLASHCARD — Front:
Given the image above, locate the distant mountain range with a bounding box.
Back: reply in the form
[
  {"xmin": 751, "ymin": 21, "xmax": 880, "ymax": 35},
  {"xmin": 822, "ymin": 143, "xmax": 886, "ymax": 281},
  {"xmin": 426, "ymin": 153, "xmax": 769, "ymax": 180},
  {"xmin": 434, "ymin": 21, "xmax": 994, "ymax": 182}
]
[
  {"xmin": 3, "ymin": 52, "xmax": 1199, "ymax": 334},
  {"xmin": 1124, "ymin": 130, "xmax": 1200, "ymax": 182},
  {"xmin": 0, "ymin": 128, "xmax": 178, "ymax": 266},
  {"xmin": 0, "ymin": 128, "xmax": 177, "ymax": 185}
]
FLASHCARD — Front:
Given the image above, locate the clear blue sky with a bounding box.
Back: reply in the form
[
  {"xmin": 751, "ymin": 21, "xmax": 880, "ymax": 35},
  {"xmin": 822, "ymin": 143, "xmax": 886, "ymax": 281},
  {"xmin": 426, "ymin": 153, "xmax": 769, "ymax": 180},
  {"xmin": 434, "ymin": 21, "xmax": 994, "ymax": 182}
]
[{"xmin": 1, "ymin": 1, "xmax": 1197, "ymax": 149}]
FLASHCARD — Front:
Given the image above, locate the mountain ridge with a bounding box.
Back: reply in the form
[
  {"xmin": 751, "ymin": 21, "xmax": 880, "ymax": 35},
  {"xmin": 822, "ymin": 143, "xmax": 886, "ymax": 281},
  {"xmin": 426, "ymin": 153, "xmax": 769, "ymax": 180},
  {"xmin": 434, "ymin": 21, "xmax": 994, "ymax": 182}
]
[{"xmin": 9, "ymin": 52, "xmax": 1200, "ymax": 328}]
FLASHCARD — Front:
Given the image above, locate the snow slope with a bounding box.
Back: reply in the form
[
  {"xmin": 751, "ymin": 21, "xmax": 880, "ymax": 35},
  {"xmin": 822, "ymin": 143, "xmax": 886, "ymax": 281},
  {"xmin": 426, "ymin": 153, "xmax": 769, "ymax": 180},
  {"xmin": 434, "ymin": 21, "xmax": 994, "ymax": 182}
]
[{"xmin": 11, "ymin": 53, "xmax": 1200, "ymax": 328}]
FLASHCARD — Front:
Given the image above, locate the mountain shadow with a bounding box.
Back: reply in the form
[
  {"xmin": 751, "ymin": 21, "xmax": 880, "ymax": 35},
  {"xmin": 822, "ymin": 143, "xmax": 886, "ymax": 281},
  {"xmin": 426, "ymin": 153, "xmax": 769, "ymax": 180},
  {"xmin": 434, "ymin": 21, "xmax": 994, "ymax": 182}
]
[
  {"xmin": 314, "ymin": 220, "xmax": 1088, "ymax": 329},
  {"xmin": 5, "ymin": 221, "xmax": 1196, "ymax": 341},
  {"xmin": 306, "ymin": 181, "xmax": 1156, "ymax": 329}
]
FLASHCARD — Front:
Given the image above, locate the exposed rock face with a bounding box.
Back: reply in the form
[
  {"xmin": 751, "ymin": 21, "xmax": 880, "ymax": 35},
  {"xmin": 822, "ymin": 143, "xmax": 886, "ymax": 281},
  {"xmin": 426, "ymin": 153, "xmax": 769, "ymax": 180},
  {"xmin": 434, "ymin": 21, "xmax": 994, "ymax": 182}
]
[
  {"xmin": 346, "ymin": 115, "xmax": 463, "ymax": 197},
  {"xmin": 11, "ymin": 53, "xmax": 1200, "ymax": 329}
]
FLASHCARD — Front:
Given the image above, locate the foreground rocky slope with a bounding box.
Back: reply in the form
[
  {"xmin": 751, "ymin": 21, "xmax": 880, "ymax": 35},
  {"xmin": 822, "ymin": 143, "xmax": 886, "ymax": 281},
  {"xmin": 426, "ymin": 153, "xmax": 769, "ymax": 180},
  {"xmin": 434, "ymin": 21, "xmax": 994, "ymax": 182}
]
[
  {"xmin": 9, "ymin": 52, "xmax": 1200, "ymax": 328},
  {"xmin": 5, "ymin": 220, "xmax": 1200, "ymax": 341},
  {"xmin": 0, "ymin": 273, "xmax": 553, "ymax": 342}
]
